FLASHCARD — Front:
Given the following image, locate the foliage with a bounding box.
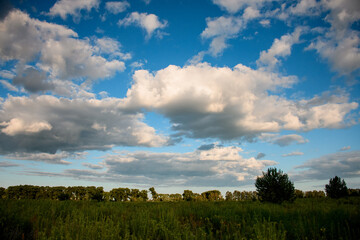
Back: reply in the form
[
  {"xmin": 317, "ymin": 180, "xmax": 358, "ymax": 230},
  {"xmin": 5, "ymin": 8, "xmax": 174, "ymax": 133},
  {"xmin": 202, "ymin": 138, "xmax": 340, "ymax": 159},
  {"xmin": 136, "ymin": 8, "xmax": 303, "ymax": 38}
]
[
  {"xmin": 325, "ymin": 176, "xmax": 348, "ymax": 198},
  {"xmin": 1, "ymin": 198, "xmax": 359, "ymax": 240},
  {"xmin": 304, "ymin": 190, "xmax": 326, "ymax": 198},
  {"xmin": 255, "ymin": 168, "xmax": 295, "ymax": 203}
]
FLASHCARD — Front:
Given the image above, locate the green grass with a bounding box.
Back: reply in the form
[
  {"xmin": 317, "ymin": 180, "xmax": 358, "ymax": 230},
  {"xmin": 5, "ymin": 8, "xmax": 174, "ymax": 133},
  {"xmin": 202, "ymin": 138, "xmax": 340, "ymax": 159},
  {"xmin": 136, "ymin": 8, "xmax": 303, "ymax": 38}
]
[{"xmin": 1, "ymin": 198, "xmax": 359, "ymax": 240}]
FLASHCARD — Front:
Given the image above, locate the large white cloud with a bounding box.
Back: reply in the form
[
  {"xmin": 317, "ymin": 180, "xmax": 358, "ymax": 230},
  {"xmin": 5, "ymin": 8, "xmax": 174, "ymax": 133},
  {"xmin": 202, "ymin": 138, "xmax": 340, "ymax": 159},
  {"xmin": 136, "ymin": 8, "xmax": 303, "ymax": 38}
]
[
  {"xmin": 48, "ymin": 0, "xmax": 100, "ymax": 20},
  {"xmin": 0, "ymin": 95, "xmax": 168, "ymax": 154},
  {"xmin": 124, "ymin": 63, "xmax": 358, "ymax": 140},
  {"xmin": 0, "ymin": 10, "xmax": 125, "ymax": 94},
  {"xmin": 118, "ymin": 12, "xmax": 167, "ymax": 39}
]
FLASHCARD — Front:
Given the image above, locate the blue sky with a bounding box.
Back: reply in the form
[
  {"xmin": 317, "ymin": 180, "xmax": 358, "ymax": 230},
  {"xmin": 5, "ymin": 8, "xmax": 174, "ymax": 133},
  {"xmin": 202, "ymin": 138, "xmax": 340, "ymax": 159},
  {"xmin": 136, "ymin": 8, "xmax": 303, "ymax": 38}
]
[{"xmin": 0, "ymin": 0, "xmax": 359, "ymax": 194}]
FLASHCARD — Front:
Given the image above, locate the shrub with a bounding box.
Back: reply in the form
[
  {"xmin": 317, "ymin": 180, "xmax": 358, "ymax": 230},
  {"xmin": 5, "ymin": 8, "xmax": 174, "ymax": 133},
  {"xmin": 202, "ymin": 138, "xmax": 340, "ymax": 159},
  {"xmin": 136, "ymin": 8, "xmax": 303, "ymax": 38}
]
[
  {"xmin": 325, "ymin": 176, "xmax": 348, "ymax": 198},
  {"xmin": 255, "ymin": 168, "xmax": 295, "ymax": 203}
]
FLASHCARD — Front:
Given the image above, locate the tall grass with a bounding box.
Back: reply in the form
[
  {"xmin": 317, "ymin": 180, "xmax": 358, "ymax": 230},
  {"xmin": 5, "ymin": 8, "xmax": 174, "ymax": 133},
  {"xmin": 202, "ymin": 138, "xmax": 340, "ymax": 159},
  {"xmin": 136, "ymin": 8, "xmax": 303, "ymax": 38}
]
[{"xmin": 1, "ymin": 197, "xmax": 359, "ymax": 239}]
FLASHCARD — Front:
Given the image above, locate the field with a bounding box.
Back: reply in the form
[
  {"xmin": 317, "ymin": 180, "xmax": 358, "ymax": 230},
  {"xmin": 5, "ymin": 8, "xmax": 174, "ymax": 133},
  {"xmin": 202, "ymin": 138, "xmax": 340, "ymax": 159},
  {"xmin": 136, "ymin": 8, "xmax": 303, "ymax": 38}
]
[{"xmin": 1, "ymin": 198, "xmax": 359, "ymax": 240}]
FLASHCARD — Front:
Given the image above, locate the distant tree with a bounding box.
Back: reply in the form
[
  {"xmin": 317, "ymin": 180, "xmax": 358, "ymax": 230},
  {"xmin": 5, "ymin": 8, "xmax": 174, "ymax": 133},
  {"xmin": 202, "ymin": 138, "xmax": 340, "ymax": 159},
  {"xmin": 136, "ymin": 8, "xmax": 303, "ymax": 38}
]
[
  {"xmin": 255, "ymin": 168, "xmax": 295, "ymax": 203},
  {"xmin": 233, "ymin": 190, "xmax": 241, "ymax": 201},
  {"xmin": 295, "ymin": 189, "xmax": 304, "ymax": 198},
  {"xmin": 305, "ymin": 190, "xmax": 325, "ymax": 198},
  {"xmin": 0, "ymin": 187, "xmax": 5, "ymax": 199},
  {"xmin": 201, "ymin": 190, "xmax": 222, "ymax": 201},
  {"xmin": 225, "ymin": 191, "xmax": 233, "ymax": 201},
  {"xmin": 169, "ymin": 194, "xmax": 182, "ymax": 202},
  {"xmin": 325, "ymin": 176, "xmax": 348, "ymax": 198},
  {"xmin": 183, "ymin": 190, "xmax": 195, "ymax": 201},
  {"xmin": 149, "ymin": 187, "xmax": 158, "ymax": 201},
  {"xmin": 140, "ymin": 190, "xmax": 148, "ymax": 201},
  {"xmin": 348, "ymin": 188, "xmax": 360, "ymax": 197}
]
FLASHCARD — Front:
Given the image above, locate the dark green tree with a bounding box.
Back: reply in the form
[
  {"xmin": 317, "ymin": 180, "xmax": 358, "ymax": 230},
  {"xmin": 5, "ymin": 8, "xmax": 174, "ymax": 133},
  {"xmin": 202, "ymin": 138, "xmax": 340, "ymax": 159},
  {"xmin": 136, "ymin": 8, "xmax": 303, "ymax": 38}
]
[
  {"xmin": 325, "ymin": 176, "xmax": 348, "ymax": 198},
  {"xmin": 255, "ymin": 168, "xmax": 295, "ymax": 203}
]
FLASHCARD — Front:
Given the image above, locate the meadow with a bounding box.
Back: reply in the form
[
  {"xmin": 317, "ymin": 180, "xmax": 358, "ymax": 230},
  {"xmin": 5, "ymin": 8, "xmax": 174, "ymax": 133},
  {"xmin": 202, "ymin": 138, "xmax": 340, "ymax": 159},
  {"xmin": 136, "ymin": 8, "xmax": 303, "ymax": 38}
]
[{"xmin": 1, "ymin": 197, "xmax": 359, "ymax": 240}]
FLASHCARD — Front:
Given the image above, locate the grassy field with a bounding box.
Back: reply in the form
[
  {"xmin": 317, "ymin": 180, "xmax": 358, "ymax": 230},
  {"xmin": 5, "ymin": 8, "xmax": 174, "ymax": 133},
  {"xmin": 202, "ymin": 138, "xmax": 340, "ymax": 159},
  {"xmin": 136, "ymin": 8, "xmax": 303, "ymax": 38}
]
[{"xmin": 1, "ymin": 198, "xmax": 359, "ymax": 240}]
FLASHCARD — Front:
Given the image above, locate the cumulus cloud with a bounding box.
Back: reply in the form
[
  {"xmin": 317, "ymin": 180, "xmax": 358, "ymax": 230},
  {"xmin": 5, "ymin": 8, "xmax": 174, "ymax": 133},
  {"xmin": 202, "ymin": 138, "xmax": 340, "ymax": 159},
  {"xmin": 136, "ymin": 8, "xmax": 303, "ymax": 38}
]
[
  {"xmin": 48, "ymin": 0, "xmax": 100, "ymax": 20},
  {"xmin": 293, "ymin": 151, "xmax": 360, "ymax": 180},
  {"xmin": 12, "ymin": 67, "xmax": 54, "ymax": 93},
  {"xmin": 306, "ymin": 0, "xmax": 360, "ymax": 76},
  {"xmin": 105, "ymin": 1, "xmax": 130, "ymax": 14},
  {"xmin": 124, "ymin": 63, "xmax": 358, "ymax": 141},
  {"xmin": 282, "ymin": 151, "xmax": 304, "ymax": 157},
  {"xmin": 39, "ymin": 146, "xmax": 277, "ymax": 186},
  {"xmin": 0, "ymin": 10, "xmax": 125, "ymax": 94},
  {"xmin": 95, "ymin": 37, "xmax": 131, "ymax": 60},
  {"xmin": 257, "ymin": 27, "xmax": 306, "ymax": 69},
  {"xmin": 201, "ymin": 16, "xmax": 244, "ymax": 56},
  {"xmin": 0, "ymin": 95, "xmax": 168, "ymax": 154},
  {"xmin": 118, "ymin": 12, "xmax": 167, "ymax": 38},
  {"xmin": 260, "ymin": 134, "xmax": 308, "ymax": 146}
]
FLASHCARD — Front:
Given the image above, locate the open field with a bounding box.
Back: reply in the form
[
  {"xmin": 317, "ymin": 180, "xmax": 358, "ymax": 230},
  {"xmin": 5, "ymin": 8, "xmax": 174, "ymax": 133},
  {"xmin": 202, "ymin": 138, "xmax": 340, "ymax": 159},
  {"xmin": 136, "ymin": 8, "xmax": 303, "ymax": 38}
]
[{"xmin": 1, "ymin": 198, "xmax": 359, "ymax": 240}]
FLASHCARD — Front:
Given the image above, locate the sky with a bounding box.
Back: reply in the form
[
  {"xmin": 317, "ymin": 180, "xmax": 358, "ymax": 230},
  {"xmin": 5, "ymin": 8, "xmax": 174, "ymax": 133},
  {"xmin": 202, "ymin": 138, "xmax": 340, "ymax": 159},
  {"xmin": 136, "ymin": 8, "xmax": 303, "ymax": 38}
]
[{"xmin": 0, "ymin": 0, "xmax": 359, "ymax": 194}]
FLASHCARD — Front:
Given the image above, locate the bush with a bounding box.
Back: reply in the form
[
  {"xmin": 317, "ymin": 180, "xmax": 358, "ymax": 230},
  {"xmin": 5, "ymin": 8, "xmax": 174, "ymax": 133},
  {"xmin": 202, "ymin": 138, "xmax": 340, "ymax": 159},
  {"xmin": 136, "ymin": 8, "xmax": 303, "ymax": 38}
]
[
  {"xmin": 325, "ymin": 176, "xmax": 348, "ymax": 198},
  {"xmin": 255, "ymin": 168, "xmax": 295, "ymax": 203}
]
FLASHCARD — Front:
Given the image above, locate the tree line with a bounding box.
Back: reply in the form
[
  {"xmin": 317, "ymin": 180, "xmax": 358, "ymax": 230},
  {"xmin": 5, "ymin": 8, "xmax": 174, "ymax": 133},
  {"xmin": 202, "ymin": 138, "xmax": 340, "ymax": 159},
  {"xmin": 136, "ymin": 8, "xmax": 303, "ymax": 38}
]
[{"xmin": 0, "ymin": 168, "xmax": 358, "ymax": 202}]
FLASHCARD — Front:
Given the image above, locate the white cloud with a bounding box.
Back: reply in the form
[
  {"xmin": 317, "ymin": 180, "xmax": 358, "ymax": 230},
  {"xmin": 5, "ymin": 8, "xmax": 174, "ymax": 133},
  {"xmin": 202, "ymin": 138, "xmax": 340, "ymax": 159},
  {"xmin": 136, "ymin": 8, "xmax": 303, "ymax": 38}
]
[
  {"xmin": 95, "ymin": 37, "xmax": 132, "ymax": 60},
  {"xmin": 105, "ymin": 1, "xmax": 130, "ymax": 14},
  {"xmin": 293, "ymin": 151, "xmax": 360, "ymax": 180},
  {"xmin": 282, "ymin": 151, "xmax": 304, "ymax": 157},
  {"xmin": 257, "ymin": 27, "xmax": 306, "ymax": 69},
  {"xmin": 260, "ymin": 134, "xmax": 308, "ymax": 146},
  {"xmin": 212, "ymin": 0, "xmax": 269, "ymax": 14},
  {"xmin": 307, "ymin": 32, "xmax": 360, "ymax": 76},
  {"xmin": 0, "ymin": 10, "xmax": 77, "ymax": 62},
  {"xmin": 0, "ymin": 118, "xmax": 52, "ymax": 136},
  {"xmin": 243, "ymin": 6, "xmax": 260, "ymax": 20},
  {"xmin": 0, "ymin": 70, "xmax": 15, "ymax": 79},
  {"xmin": 259, "ymin": 19, "xmax": 270, "ymax": 27},
  {"xmin": 289, "ymin": 0, "xmax": 321, "ymax": 16},
  {"xmin": 0, "ymin": 80, "xmax": 18, "ymax": 92},
  {"xmin": 48, "ymin": 0, "xmax": 100, "ymax": 20},
  {"xmin": 201, "ymin": 16, "xmax": 244, "ymax": 56},
  {"xmin": 0, "ymin": 10, "xmax": 125, "ymax": 94},
  {"xmin": 0, "ymin": 95, "xmax": 168, "ymax": 154},
  {"xmin": 306, "ymin": 0, "xmax": 360, "ymax": 76},
  {"xmin": 62, "ymin": 145, "xmax": 277, "ymax": 186},
  {"xmin": 124, "ymin": 63, "xmax": 358, "ymax": 141},
  {"xmin": 118, "ymin": 12, "xmax": 167, "ymax": 38}
]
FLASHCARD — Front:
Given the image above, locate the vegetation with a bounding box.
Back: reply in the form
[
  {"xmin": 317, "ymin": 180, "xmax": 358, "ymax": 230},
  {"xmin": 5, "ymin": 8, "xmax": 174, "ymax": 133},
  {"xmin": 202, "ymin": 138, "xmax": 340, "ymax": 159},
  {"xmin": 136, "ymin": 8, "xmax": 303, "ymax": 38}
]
[
  {"xmin": 1, "ymin": 172, "xmax": 359, "ymax": 239},
  {"xmin": 325, "ymin": 176, "xmax": 348, "ymax": 199},
  {"xmin": 1, "ymin": 198, "xmax": 359, "ymax": 240},
  {"xmin": 255, "ymin": 168, "xmax": 295, "ymax": 203}
]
